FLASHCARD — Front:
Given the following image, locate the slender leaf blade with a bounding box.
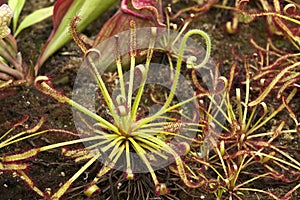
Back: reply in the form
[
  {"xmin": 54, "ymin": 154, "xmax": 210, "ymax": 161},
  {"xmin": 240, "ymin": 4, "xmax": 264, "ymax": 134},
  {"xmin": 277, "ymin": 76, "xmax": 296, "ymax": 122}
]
[
  {"xmin": 14, "ymin": 6, "xmax": 54, "ymax": 37},
  {"xmin": 35, "ymin": 0, "xmax": 118, "ymax": 71},
  {"xmin": 8, "ymin": 0, "xmax": 25, "ymax": 33}
]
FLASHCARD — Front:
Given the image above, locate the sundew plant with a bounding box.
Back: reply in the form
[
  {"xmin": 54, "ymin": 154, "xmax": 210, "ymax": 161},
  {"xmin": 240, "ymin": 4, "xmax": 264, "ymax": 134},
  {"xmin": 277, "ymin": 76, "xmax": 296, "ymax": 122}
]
[{"xmin": 34, "ymin": 19, "xmax": 219, "ymax": 198}]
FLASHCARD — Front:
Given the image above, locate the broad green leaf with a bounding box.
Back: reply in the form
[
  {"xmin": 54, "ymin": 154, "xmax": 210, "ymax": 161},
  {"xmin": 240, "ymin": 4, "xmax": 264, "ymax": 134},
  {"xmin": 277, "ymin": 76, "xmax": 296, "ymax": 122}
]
[
  {"xmin": 35, "ymin": 0, "xmax": 118, "ymax": 71},
  {"xmin": 14, "ymin": 6, "xmax": 54, "ymax": 37},
  {"xmin": 8, "ymin": 0, "xmax": 25, "ymax": 33}
]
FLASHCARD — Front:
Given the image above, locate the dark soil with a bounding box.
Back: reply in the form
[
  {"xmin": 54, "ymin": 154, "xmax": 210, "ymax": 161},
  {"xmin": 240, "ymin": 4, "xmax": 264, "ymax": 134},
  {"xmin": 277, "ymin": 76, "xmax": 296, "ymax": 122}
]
[{"xmin": 0, "ymin": 0, "xmax": 299, "ymax": 200}]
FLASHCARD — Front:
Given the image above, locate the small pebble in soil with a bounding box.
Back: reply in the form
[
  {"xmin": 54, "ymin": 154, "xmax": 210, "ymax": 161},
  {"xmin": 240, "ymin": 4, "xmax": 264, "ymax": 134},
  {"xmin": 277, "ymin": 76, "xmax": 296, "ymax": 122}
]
[{"xmin": 117, "ymin": 182, "xmax": 122, "ymax": 190}]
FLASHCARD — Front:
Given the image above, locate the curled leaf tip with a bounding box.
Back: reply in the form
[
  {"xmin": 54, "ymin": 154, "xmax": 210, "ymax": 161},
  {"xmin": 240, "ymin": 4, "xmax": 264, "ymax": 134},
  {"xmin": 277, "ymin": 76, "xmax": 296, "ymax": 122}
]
[
  {"xmin": 94, "ymin": 0, "xmax": 165, "ymax": 46},
  {"xmin": 121, "ymin": 0, "xmax": 164, "ymax": 26},
  {"xmin": 0, "ymin": 4, "xmax": 13, "ymax": 39}
]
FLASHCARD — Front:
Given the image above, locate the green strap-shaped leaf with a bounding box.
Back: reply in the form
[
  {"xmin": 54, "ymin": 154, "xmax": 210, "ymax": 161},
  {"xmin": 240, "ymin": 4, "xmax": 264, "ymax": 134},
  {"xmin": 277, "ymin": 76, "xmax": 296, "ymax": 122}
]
[
  {"xmin": 14, "ymin": 6, "xmax": 54, "ymax": 37},
  {"xmin": 8, "ymin": 0, "xmax": 25, "ymax": 33},
  {"xmin": 35, "ymin": 0, "xmax": 118, "ymax": 72}
]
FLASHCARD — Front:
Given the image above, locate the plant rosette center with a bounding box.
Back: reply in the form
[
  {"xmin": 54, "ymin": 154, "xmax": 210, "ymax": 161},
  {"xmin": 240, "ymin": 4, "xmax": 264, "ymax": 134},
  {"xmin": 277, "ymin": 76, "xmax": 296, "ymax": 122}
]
[{"xmin": 71, "ymin": 26, "xmax": 217, "ymax": 185}]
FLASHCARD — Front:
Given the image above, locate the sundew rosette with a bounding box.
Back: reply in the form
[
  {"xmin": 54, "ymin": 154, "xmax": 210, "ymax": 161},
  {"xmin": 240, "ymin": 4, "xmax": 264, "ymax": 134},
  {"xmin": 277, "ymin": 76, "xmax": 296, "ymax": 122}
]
[
  {"xmin": 35, "ymin": 22, "xmax": 223, "ymax": 197},
  {"xmin": 71, "ymin": 25, "xmax": 220, "ymax": 194}
]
